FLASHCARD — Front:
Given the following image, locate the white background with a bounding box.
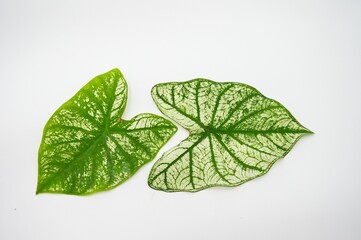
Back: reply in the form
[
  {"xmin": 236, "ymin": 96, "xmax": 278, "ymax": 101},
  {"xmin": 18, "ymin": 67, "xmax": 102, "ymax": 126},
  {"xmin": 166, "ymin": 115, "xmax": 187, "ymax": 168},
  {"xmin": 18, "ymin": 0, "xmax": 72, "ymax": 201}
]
[{"xmin": 1, "ymin": 0, "xmax": 360, "ymax": 239}]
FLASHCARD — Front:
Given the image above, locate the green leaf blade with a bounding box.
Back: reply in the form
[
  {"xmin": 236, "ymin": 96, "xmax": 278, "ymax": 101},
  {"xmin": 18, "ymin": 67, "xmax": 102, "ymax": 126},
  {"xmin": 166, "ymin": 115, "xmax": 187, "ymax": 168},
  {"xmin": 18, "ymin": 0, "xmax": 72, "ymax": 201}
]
[
  {"xmin": 149, "ymin": 79, "xmax": 312, "ymax": 192},
  {"xmin": 37, "ymin": 69, "xmax": 177, "ymax": 195}
]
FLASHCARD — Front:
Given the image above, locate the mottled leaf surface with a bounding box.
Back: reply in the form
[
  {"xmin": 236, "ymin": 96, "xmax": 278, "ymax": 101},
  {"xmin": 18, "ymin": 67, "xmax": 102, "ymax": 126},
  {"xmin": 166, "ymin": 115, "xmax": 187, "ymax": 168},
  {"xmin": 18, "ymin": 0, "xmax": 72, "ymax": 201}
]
[
  {"xmin": 37, "ymin": 69, "xmax": 177, "ymax": 195},
  {"xmin": 149, "ymin": 79, "xmax": 312, "ymax": 192}
]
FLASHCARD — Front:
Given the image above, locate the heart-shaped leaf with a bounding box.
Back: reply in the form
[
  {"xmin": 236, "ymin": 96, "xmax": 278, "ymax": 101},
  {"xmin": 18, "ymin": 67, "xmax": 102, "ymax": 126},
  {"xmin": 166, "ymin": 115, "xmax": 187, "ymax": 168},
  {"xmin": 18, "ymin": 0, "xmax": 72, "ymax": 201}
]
[
  {"xmin": 37, "ymin": 69, "xmax": 177, "ymax": 195},
  {"xmin": 148, "ymin": 79, "xmax": 312, "ymax": 192}
]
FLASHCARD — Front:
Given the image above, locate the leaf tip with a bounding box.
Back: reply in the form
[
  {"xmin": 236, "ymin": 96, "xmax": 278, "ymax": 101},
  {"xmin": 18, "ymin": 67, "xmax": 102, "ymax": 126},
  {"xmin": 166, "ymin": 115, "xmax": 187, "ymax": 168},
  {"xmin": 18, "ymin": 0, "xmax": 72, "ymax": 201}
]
[
  {"xmin": 107, "ymin": 68, "xmax": 125, "ymax": 81},
  {"xmin": 35, "ymin": 187, "xmax": 43, "ymax": 195},
  {"xmin": 109, "ymin": 68, "xmax": 121, "ymax": 74},
  {"xmin": 36, "ymin": 182, "xmax": 45, "ymax": 194},
  {"xmin": 302, "ymin": 126, "xmax": 314, "ymax": 135},
  {"xmin": 147, "ymin": 178, "xmax": 162, "ymax": 192}
]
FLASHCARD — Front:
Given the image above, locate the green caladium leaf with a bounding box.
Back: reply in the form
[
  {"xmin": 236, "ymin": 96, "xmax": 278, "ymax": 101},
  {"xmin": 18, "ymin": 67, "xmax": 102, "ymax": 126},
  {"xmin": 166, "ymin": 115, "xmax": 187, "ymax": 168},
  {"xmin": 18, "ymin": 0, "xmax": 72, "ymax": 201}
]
[
  {"xmin": 148, "ymin": 79, "xmax": 312, "ymax": 192},
  {"xmin": 37, "ymin": 69, "xmax": 177, "ymax": 195}
]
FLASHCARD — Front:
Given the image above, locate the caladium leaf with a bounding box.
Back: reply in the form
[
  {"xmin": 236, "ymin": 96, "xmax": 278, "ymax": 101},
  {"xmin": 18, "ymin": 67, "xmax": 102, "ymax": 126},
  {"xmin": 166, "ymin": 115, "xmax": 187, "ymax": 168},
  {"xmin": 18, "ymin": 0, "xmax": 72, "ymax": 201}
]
[
  {"xmin": 148, "ymin": 79, "xmax": 312, "ymax": 192},
  {"xmin": 37, "ymin": 69, "xmax": 177, "ymax": 195}
]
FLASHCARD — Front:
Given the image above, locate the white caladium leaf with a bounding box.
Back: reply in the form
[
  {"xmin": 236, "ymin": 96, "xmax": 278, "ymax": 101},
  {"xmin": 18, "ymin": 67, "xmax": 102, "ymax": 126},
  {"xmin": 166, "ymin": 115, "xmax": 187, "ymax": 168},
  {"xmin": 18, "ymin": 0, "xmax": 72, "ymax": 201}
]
[
  {"xmin": 37, "ymin": 69, "xmax": 177, "ymax": 195},
  {"xmin": 148, "ymin": 79, "xmax": 312, "ymax": 192}
]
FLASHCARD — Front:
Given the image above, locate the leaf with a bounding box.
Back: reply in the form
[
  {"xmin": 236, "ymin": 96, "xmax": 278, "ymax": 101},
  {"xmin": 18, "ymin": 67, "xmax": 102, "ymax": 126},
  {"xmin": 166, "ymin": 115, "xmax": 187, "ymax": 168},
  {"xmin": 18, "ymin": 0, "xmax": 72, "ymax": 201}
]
[
  {"xmin": 37, "ymin": 69, "xmax": 177, "ymax": 195},
  {"xmin": 148, "ymin": 79, "xmax": 312, "ymax": 192}
]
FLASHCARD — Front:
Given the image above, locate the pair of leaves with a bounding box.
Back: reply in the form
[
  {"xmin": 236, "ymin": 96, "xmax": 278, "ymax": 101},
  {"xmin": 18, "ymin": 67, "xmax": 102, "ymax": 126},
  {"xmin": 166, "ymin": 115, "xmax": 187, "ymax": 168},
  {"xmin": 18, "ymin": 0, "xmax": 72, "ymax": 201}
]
[{"xmin": 37, "ymin": 69, "xmax": 311, "ymax": 195}]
